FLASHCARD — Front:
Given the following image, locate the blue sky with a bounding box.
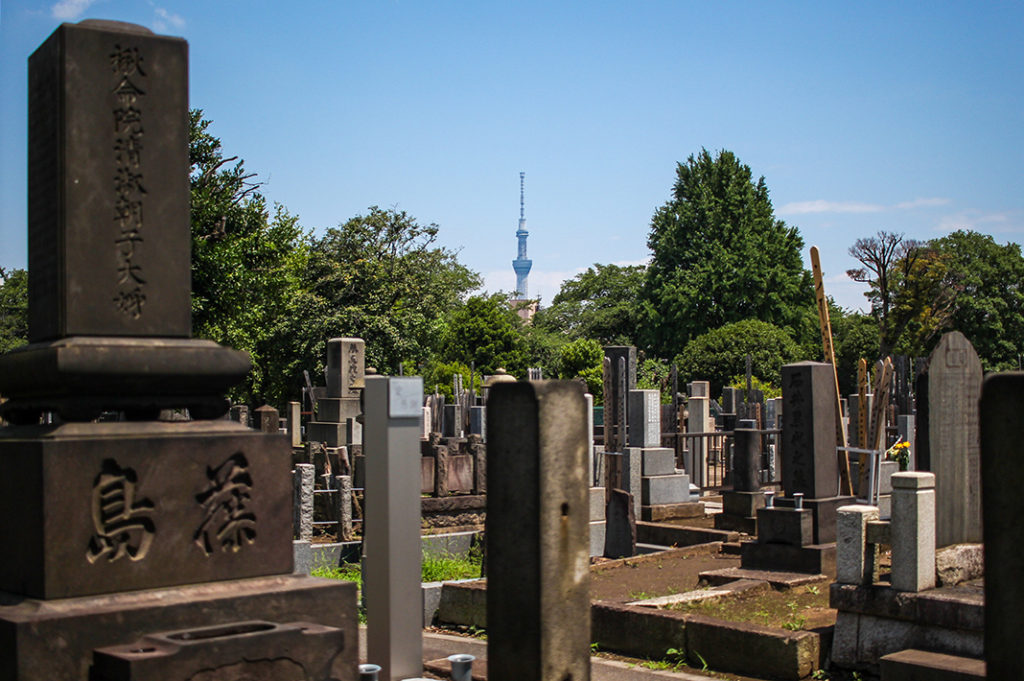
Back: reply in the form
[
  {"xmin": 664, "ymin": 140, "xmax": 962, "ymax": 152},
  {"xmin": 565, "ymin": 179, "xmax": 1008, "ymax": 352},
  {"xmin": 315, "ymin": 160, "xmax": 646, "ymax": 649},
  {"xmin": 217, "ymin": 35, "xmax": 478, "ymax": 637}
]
[{"xmin": 2, "ymin": 1, "xmax": 1022, "ymax": 312}]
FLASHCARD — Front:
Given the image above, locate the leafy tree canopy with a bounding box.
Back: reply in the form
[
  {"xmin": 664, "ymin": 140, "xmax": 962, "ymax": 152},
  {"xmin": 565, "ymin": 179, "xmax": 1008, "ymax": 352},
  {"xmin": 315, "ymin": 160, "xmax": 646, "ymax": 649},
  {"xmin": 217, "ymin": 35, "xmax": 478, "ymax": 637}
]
[
  {"xmin": 931, "ymin": 230, "xmax": 1024, "ymax": 371},
  {"xmin": 440, "ymin": 293, "xmax": 529, "ymax": 377},
  {"xmin": 189, "ymin": 110, "xmax": 314, "ymax": 407},
  {"xmin": 307, "ymin": 206, "xmax": 481, "ymax": 376},
  {"xmin": 674, "ymin": 318, "xmax": 802, "ymax": 397},
  {"xmin": 641, "ymin": 149, "xmax": 814, "ymax": 359},
  {"xmin": 534, "ymin": 263, "xmax": 646, "ymax": 346},
  {"xmin": 0, "ymin": 268, "xmax": 27, "ymax": 354}
]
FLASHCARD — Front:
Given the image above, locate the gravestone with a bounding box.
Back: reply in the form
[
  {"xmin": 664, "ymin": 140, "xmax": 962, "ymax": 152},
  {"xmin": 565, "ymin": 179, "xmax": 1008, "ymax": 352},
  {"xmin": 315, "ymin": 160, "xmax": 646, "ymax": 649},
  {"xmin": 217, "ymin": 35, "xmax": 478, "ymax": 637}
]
[
  {"xmin": 601, "ymin": 346, "xmax": 636, "ymax": 452},
  {"xmin": 981, "ymin": 372, "xmax": 1024, "ymax": 680},
  {"xmin": 487, "ymin": 381, "xmax": 590, "ymax": 681},
  {"xmin": 627, "ymin": 389, "xmax": 660, "ymax": 448},
  {"xmin": 917, "ymin": 331, "xmax": 982, "ymax": 547},
  {"xmin": 0, "ymin": 20, "xmax": 356, "ymax": 680},
  {"xmin": 741, "ymin": 362, "xmax": 852, "ymax": 575},
  {"xmin": 686, "ymin": 394, "xmax": 709, "ymax": 488}
]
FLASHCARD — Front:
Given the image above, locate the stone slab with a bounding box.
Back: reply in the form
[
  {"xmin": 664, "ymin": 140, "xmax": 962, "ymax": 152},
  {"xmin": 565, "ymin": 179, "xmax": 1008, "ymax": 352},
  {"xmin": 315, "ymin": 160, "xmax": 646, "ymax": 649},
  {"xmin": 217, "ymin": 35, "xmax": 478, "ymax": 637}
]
[
  {"xmin": 774, "ymin": 495, "xmax": 855, "ymax": 544},
  {"xmin": 627, "ymin": 389, "xmax": 661, "ymax": 448},
  {"xmin": 641, "ymin": 473, "xmax": 690, "ymax": 505},
  {"xmin": 626, "ymin": 579, "xmax": 768, "ymax": 607},
  {"xmin": 722, "ymin": 490, "xmax": 765, "ymax": 518},
  {"xmin": 0, "ymin": 338, "xmax": 249, "ymax": 420},
  {"xmin": 589, "ymin": 486, "xmax": 606, "ymax": 521},
  {"xmin": 640, "ymin": 501, "xmax": 705, "ymax": 522},
  {"xmin": 636, "ymin": 521, "xmax": 737, "ymax": 547},
  {"xmin": 879, "ymin": 648, "xmax": 986, "ymax": 681},
  {"xmin": 640, "ymin": 447, "xmax": 676, "ymax": 476},
  {"xmin": 699, "ymin": 566, "xmax": 831, "ymax": 589},
  {"xmin": 315, "ymin": 397, "xmax": 361, "ymax": 423},
  {"xmin": 0, "ymin": 574, "xmax": 357, "ymax": 681},
  {"xmin": 828, "ymin": 581, "xmax": 984, "ymax": 631},
  {"xmin": 590, "ymin": 520, "xmax": 607, "ymax": 558},
  {"xmin": 28, "ymin": 21, "xmax": 191, "ymax": 342},
  {"xmin": 604, "ymin": 488, "xmax": 636, "ymax": 559},
  {"xmin": 306, "ymin": 420, "xmax": 360, "ymax": 447},
  {"xmin": 0, "ymin": 421, "xmax": 292, "ymax": 599},
  {"xmin": 92, "ymin": 619, "xmax": 346, "ymax": 681},
  {"xmin": 447, "ymin": 453, "xmax": 474, "ymax": 492},
  {"xmin": 756, "ymin": 507, "xmax": 813, "ymax": 546},
  {"xmin": 740, "ymin": 540, "xmax": 836, "ymax": 576},
  {"xmin": 714, "ymin": 513, "xmax": 757, "ymax": 535}
]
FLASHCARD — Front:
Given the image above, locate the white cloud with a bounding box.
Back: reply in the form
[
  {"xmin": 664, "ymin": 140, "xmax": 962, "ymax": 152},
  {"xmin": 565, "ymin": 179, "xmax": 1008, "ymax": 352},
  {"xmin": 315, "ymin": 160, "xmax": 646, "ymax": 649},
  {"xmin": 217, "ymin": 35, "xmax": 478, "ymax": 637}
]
[
  {"xmin": 778, "ymin": 200, "xmax": 884, "ymax": 215},
  {"xmin": 778, "ymin": 197, "xmax": 952, "ymax": 216},
  {"xmin": 51, "ymin": 0, "xmax": 96, "ymax": 20},
  {"xmin": 152, "ymin": 7, "xmax": 186, "ymax": 32},
  {"xmin": 935, "ymin": 210, "xmax": 1020, "ymax": 235},
  {"xmin": 895, "ymin": 197, "xmax": 951, "ymax": 210}
]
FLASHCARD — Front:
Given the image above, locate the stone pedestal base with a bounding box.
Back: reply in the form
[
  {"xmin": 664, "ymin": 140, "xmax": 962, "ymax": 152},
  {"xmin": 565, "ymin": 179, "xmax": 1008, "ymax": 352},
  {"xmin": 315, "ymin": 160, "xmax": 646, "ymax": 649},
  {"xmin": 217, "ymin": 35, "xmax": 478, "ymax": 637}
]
[
  {"xmin": 715, "ymin": 490, "xmax": 765, "ymax": 534},
  {"xmin": 774, "ymin": 495, "xmax": 855, "ymax": 544},
  {"xmin": 0, "ymin": 421, "xmax": 292, "ymax": 599},
  {"xmin": 640, "ymin": 501, "xmax": 705, "ymax": 522},
  {"xmin": 714, "ymin": 513, "xmax": 757, "ymax": 534},
  {"xmin": 0, "ymin": 575, "xmax": 358, "ymax": 681},
  {"xmin": 740, "ymin": 541, "xmax": 836, "ymax": 576}
]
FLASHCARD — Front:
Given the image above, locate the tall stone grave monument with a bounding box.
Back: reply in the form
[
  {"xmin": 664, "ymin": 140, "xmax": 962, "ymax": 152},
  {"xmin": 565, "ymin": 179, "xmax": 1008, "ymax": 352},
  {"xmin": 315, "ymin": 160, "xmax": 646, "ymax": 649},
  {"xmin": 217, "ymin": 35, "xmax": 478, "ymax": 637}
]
[
  {"xmin": 307, "ymin": 337, "xmax": 365, "ymax": 448},
  {"xmin": 916, "ymin": 331, "xmax": 982, "ymax": 547},
  {"xmin": 627, "ymin": 389, "xmax": 696, "ymax": 522},
  {"xmin": 741, "ymin": 362, "xmax": 853, "ymax": 574},
  {"xmin": 0, "ymin": 20, "xmax": 355, "ymax": 680}
]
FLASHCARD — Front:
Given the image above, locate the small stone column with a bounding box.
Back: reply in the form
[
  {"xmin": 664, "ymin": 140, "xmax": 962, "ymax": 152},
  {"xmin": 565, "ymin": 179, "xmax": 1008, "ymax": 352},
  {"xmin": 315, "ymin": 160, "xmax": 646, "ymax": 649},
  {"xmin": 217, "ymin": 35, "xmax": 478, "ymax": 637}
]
[
  {"xmin": 333, "ymin": 474, "xmax": 353, "ymax": 541},
  {"xmin": 836, "ymin": 505, "xmax": 879, "ymax": 585},
  {"xmin": 890, "ymin": 472, "xmax": 936, "ymax": 592},
  {"xmin": 287, "ymin": 401, "xmax": 302, "ymax": 447},
  {"xmin": 687, "ymin": 396, "xmax": 709, "ymax": 488},
  {"xmin": 293, "ymin": 463, "xmax": 315, "ymax": 541},
  {"xmin": 255, "ymin": 404, "xmax": 279, "ymax": 434}
]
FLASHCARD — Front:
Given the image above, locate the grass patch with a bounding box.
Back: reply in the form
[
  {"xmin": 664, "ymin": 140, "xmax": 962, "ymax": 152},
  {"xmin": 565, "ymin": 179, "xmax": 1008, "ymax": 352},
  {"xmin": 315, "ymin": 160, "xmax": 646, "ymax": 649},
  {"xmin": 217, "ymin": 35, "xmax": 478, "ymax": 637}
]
[
  {"xmin": 669, "ymin": 584, "xmax": 833, "ymax": 631},
  {"xmin": 313, "ymin": 547, "xmax": 482, "ymax": 586}
]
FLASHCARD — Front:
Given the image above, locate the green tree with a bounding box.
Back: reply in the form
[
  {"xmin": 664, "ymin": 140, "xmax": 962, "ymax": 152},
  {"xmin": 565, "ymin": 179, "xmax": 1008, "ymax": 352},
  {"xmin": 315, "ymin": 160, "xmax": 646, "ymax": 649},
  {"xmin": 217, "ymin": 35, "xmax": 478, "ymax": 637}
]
[
  {"xmin": 554, "ymin": 338, "xmax": 603, "ymax": 395},
  {"xmin": 419, "ymin": 359, "xmax": 474, "ymax": 400},
  {"xmin": 189, "ymin": 110, "xmax": 314, "ymax": 408},
  {"xmin": 440, "ymin": 293, "xmax": 529, "ymax": 376},
  {"xmin": 831, "ymin": 311, "xmax": 880, "ymax": 395},
  {"xmin": 534, "ymin": 263, "xmax": 646, "ymax": 345},
  {"xmin": 0, "ymin": 268, "xmax": 28, "ymax": 353},
  {"xmin": 307, "ymin": 207, "xmax": 481, "ymax": 375},
  {"xmin": 931, "ymin": 230, "xmax": 1024, "ymax": 371},
  {"xmin": 641, "ymin": 149, "xmax": 814, "ymax": 359},
  {"xmin": 847, "ymin": 230, "xmax": 959, "ymax": 358},
  {"xmin": 674, "ymin": 319, "xmax": 802, "ymax": 397}
]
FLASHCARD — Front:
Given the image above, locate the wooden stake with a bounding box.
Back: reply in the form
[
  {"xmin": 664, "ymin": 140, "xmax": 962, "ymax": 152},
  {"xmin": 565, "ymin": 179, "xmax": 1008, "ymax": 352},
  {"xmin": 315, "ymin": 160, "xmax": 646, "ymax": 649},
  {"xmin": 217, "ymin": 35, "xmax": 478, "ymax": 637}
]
[{"xmin": 811, "ymin": 246, "xmax": 853, "ymax": 496}]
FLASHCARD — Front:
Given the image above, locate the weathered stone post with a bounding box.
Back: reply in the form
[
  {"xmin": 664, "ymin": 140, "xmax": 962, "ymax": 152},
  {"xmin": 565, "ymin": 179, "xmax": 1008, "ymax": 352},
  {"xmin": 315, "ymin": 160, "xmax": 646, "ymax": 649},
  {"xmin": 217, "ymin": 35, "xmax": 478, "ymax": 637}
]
[
  {"xmin": 364, "ymin": 375, "xmax": 424, "ymax": 681},
  {"xmin": 487, "ymin": 381, "xmax": 590, "ymax": 681},
  {"xmin": 293, "ymin": 463, "xmax": 315, "ymax": 541},
  {"xmin": 890, "ymin": 472, "xmax": 935, "ymax": 592},
  {"xmin": 835, "ymin": 505, "xmax": 879, "ymax": 585}
]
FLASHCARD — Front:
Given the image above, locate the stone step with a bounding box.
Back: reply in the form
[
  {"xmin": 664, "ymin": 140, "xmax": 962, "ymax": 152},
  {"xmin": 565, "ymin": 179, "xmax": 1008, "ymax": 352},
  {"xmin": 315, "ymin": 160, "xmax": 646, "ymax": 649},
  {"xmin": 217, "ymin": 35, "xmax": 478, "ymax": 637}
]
[{"xmin": 880, "ymin": 649, "xmax": 986, "ymax": 680}]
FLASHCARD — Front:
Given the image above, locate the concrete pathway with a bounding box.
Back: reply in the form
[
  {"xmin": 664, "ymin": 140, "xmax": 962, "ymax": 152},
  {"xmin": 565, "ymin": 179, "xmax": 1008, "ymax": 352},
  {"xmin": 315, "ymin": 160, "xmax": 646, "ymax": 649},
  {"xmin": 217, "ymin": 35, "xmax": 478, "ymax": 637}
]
[{"xmin": 358, "ymin": 627, "xmax": 729, "ymax": 681}]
